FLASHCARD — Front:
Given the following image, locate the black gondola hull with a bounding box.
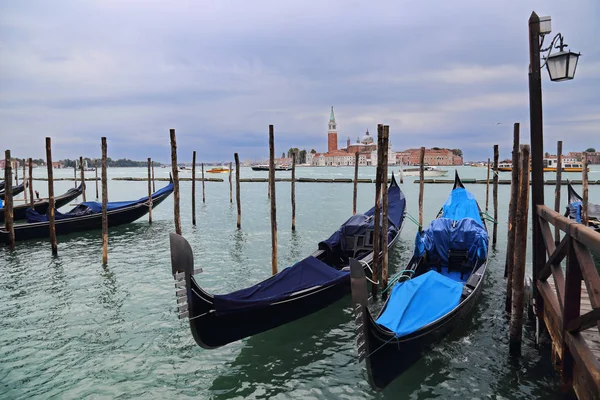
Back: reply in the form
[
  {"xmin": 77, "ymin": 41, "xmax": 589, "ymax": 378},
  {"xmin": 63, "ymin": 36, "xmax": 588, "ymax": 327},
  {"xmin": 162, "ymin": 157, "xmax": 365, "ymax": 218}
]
[
  {"xmin": 0, "ymin": 185, "xmax": 83, "ymax": 223},
  {"xmin": 0, "ymin": 189, "xmax": 170, "ymax": 243},
  {"xmin": 360, "ymin": 266, "xmax": 486, "ymax": 390},
  {"xmin": 187, "ymin": 278, "xmax": 351, "ymax": 348},
  {"xmin": 0, "ymin": 183, "xmax": 25, "ymax": 200}
]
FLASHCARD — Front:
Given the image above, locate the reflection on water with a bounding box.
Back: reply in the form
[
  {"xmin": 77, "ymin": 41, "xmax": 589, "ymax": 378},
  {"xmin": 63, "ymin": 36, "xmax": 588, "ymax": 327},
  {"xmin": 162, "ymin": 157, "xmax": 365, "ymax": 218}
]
[{"xmin": 2, "ymin": 166, "xmax": 589, "ymax": 399}]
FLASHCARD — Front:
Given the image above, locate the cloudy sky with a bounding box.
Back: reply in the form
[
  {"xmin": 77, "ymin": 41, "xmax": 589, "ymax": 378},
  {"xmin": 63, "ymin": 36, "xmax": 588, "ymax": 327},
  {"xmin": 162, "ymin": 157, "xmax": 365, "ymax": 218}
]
[{"xmin": 1, "ymin": 0, "xmax": 599, "ymax": 163}]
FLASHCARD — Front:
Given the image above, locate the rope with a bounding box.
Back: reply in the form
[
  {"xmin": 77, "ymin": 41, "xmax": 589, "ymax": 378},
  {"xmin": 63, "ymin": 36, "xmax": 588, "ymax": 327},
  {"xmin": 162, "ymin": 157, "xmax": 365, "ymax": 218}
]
[
  {"xmin": 363, "ymin": 331, "xmax": 400, "ymax": 359},
  {"xmin": 480, "ymin": 211, "xmax": 498, "ymax": 225},
  {"xmin": 382, "ymin": 269, "xmax": 415, "ymax": 294},
  {"xmin": 405, "ymin": 212, "xmax": 421, "ymax": 227}
]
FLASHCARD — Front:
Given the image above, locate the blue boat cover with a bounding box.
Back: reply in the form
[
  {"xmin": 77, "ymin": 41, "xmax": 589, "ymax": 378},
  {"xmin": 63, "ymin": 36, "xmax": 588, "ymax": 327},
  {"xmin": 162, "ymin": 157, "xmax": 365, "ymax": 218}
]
[
  {"xmin": 569, "ymin": 200, "xmax": 583, "ymax": 223},
  {"xmin": 319, "ymin": 179, "xmax": 406, "ymax": 252},
  {"xmin": 415, "ymin": 218, "xmax": 488, "ymax": 265},
  {"xmin": 26, "ymin": 182, "xmax": 174, "ymax": 222},
  {"xmin": 213, "ymin": 256, "xmax": 349, "ymax": 315},
  {"xmin": 440, "ymin": 188, "xmax": 484, "ymax": 226},
  {"xmin": 376, "ymin": 270, "xmax": 463, "ymax": 337}
]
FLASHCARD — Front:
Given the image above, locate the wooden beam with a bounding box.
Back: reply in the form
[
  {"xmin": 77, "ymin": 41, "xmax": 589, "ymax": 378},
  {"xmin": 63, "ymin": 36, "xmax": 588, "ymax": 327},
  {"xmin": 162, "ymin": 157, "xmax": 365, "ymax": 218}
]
[
  {"xmin": 269, "ymin": 125, "xmax": 278, "ymax": 276},
  {"xmin": 147, "ymin": 157, "xmax": 153, "ymax": 224},
  {"xmin": 101, "ymin": 137, "xmax": 108, "ymax": 264},
  {"xmin": 539, "ymin": 234, "xmax": 568, "ymax": 281},
  {"xmin": 46, "ymin": 138, "xmax": 58, "ymax": 255},
  {"xmin": 170, "ymin": 129, "xmax": 181, "ymax": 236},
  {"xmin": 573, "ymin": 240, "xmax": 600, "ymax": 309},
  {"xmin": 567, "ymin": 308, "xmax": 600, "ymax": 333},
  {"xmin": 235, "ymin": 153, "xmax": 241, "ymax": 229},
  {"xmin": 493, "ymin": 144, "xmax": 499, "ymax": 248},
  {"xmin": 191, "ymin": 152, "xmax": 196, "ymax": 226},
  {"xmin": 3, "ymin": 150, "xmax": 15, "ymax": 248}
]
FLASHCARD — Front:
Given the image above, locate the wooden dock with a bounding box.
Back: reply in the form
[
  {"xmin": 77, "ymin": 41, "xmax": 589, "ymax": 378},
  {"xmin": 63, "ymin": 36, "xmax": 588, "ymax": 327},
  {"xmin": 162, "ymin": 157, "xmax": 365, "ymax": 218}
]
[{"xmin": 535, "ymin": 205, "xmax": 600, "ymax": 399}]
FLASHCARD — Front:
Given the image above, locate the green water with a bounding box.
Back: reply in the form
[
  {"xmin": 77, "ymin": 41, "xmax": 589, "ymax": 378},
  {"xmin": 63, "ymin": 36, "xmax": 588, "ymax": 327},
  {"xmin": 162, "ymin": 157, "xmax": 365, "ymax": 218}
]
[{"xmin": 2, "ymin": 165, "xmax": 600, "ymax": 399}]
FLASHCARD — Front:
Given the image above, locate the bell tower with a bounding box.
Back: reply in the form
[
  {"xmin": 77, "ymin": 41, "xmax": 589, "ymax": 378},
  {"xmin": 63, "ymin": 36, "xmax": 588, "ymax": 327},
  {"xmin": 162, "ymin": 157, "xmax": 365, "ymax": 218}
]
[{"xmin": 327, "ymin": 106, "xmax": 338, "ymax": 153}]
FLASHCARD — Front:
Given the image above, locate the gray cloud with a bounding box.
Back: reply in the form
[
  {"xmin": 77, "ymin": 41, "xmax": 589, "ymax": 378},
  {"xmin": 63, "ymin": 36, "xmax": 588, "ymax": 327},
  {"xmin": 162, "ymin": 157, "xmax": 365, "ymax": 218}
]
[{"xmin": 1, "ymin": 0, "xmax": 598, "ymax": 162}]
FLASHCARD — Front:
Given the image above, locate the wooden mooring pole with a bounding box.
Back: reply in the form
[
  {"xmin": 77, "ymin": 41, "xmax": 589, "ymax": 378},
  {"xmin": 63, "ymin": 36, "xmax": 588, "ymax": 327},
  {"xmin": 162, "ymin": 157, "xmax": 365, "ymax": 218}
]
[
  {"xmin": 101, "ymin": 137, "xmax": 108, "ymax": 264},
  {"xmin": 554, "ymin": 140, "xmax": 562, "ymax": 245},
  {"xmin": 269, "ymin": 125, "xmax": 278, "ymax": 275},
  {"xmin": 147, "ymin": 157, "xmax": 153, "ymax": 224},
  {"xmin": 192, "ymin": 152, "xmax": 196, "ymax": 226},
  {"xmin": 381, "ymin": 125, "xmax": 390, "ymax": 299},
  {"xmin": 14, "ymin": 159, "xmax": 18, "ymax": 185},
  {"xmin": 73, "ymin": 163, "xmax": 77, "ymax": 188},
  {"xmin": 79, "ymin": 156, "xmax": 86, "ymax": 202},
  {"xmin": 170, "ymin": 129, "xmax": 182, "ymax": 235},
  {"xmin": 291, "ymin": 152, "xmax": 296, "ymax": 231},
  {"xmin": 582, "ymin": 152, "xmax": 589, "ymax": 226},
  {"xmin": 3, "ymin": 150, "xmax": 15, "ymax": 248},
  {"xmin": 95, "ymin": 160, "xmax": 99, "ymax": 200},
  {"xmin": 152, "ymin": 161, "xmax": 156, "ymax": 192},
  {"xmin": 509, "ymin": 144, "xmax": 530, "ymax": 356},
  {"xmin": 229, "ymin": 161, "xmax": 233, "ymax": 204},
  {"xmin": 28, "ymin": 158, "xmax": 34, "ymax": 208},
  {"xmin": 22, "ymin": 159, "xmax": 27, "ymax": 204},
  {"xmin": 234, "ymin": 153, "xmax": 241, "ymax": 229},
  {"xmin": 353, "ymin": 151, "xmax": 359, "ymax": 215},
  {"xmin": 46, "ymin": 138, "xmax": 58, "ymax": 255},
  {"xmin": 418, "ymin": 147, "xmax": 425, "ymax": 230},
  {"xmin": 505, "ymin": 123, "xmax": 520, "ymax": 311},
  {"xmin": 485, "ymin": 158, "xmax": 491, "ymax": 212},
  {"xmin": 201, "ymin": 162, "xmax": 206, "ymax": 204},
  {"xmin": 372, "ymin": 124, "xmax": 384, "ymax": 299},
  {"xmin": 493, "ymin": 144, "xmax": 499, "ymax": 249}
]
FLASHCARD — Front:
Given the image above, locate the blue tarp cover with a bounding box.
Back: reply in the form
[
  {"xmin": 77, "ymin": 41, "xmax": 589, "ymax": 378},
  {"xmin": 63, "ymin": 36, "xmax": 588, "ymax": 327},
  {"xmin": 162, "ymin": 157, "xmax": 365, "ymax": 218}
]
[
  {"xmin": 415, "ymin": 218, "xmax": 488, "ymax": 265},
  {"xmin": 440, "ymin": 188, "xmax": 484, "ymax": 226},
  {"xmin": 26, "ymin": 182, "xmax": 173, "ymax": 222},
  {"xmin": 569, "ymin": 201, "xmax": 583, "ymax": 223},
  {"xmin": 319, "ymin": 180, "xmax": 406, "ymax": 252},
  {"xmin": 213, "ymin": 256, "xmax": 349, "ymax": 315},
  {"xmin": 376, "ymin": 270, "xmax": 463, "ymax": 337}
]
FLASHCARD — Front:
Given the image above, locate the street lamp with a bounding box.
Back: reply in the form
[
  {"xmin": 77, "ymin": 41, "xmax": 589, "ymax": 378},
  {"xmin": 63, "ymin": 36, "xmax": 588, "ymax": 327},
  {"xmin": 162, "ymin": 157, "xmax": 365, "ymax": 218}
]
[
  {"xmin": 527, "ymin": 12, "xmax": 581, "ymax": 335},
  {"xmin": 541, "ymin": 31, "xmax": 581, "ymax": 82}
]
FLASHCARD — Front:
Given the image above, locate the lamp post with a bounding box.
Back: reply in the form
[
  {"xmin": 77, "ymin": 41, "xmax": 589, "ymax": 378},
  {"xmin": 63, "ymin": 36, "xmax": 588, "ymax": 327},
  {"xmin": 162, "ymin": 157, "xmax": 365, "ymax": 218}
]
[{"xmin": 528, "ymin": 12, "xmax": 580, "ymax": 324}]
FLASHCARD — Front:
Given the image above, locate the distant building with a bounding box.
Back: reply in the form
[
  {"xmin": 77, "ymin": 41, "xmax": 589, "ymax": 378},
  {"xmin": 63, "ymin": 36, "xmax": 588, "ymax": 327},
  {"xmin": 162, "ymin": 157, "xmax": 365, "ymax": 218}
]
[
  {"xmin": 0, "ymin": 160, "xmax": 20, "ymax": 169},
  {"xmin": 402, "ymin": 148, "xmax": 463, "ymax": 166},
  {"xmin": 306, "ymin": 107, "xmax": 395, "ymax": 166}
]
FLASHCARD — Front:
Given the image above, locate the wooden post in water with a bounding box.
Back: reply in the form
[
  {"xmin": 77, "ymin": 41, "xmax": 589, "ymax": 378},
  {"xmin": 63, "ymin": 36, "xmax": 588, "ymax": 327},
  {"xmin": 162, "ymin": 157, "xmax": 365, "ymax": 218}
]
[
  {"xmin": 269, "ymin": 125, "xmax": 278, "ymax": 275},
  {"xmin": 192, "ymin": 152, "xmax": 196, "ymax": 226},
  {"xmin": 418, "ymin": 147, "xmax": 425, "ymax": 230},
  {"xmin": 493, "ymin": 144, "xmax": 499, "ymax": 249},
  {"xmin": 372, "ymin": 124, "xmax": 384, "ymax": 298},
  {"xmin": 22, "ymin": 159, "xmax": 27, "ymax": 204},
  {"xmin": 79, "ymin": 156, "xmax": 86, "ymax": 202},
  {"xmin": 170, "ymin": 129, "xmax": 182, "ymax": 235},
  {"xmin": 485, "ymin": 158, "xmax": 491, "ymax": 212},
  {"xmin": 95, "ymin": 160, "xmax": 99, "ymax": 200},
  {"xmin": 147, "ymin": 157, "xmax": 153, "ymax": 224},
  {"xmin": 3, "ymin": 150, "xmax": 15, "ymax": 248},
  {"xmin": 46, "ymin": 138, "xmax": 58, "ymax": 255},
  {"xmin": 229, "ymin": 161, "xmax": 233, "ymax": 203},
  {"xmin": 291, "ymin": 152, "xmax": 296, "ymax": 231},
  {"xmin": 353, "ymin": 151, "xmax": 359, "ymax": 215},
  {"xmin": 234, "ymin": 153, "xmax": 241, "ymax": 229},
  {"xmin": 582, "ymin": 152, "xmax": 589, "ymax": 226},
  {"xmin": 101, "ymin": 137, "xmax": 108, "ymax": 264},
  {"xmin": 509, "ymin": 144, "xmax": 530, "ymax": 356},
  {"xmin": 381, "ymin": 125, "xmax": 390, "ymax": 299},
  {"xmin": 28, "ymin": 158, "xmax": 34, "ymax": 208},
  {"xmin": 151, "ymin": 161, "xmax": 156, "ymax": 192},
  {"xmin": 554, "ymin": 141, "xmax": 563, "ymax": 245},
  {"xmin": 201, "ymin": 162, "xmax": 206, "ymax": 204},
  {"xmin": 505, "ymin": 123, "xmax": 520, "ymax": 311},
  {"xmin": 73, "ymin": 163, "xmax": 77, "ymax": 188}
]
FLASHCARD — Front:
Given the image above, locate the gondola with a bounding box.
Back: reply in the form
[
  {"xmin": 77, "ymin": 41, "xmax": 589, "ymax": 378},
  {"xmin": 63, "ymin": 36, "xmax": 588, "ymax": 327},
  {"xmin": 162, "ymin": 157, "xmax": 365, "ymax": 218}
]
[
  {"xmin": 0, "ymin": 184, "xmax": 84, "ymax": 223},
  {"xmin": 0, "ymin": 181, "xmax": 5, "ymax": 191},
  {"xmin": 0, "ymin": 180, "xmax": 173, "ymax": 243},
  {"xmin": 0, "ymin": 183, "xmax": 25, "ymax": 200},
  {"xmin": 169, "ymin": 174, "xmax": 406, "ymax": 349},
  {"xmin": 567, "ymin": 181, "xmax": 600, "ymax": 232},
  {"xmin": 350, "ymin": 171, "xmax": 489, "ymax": 391}
]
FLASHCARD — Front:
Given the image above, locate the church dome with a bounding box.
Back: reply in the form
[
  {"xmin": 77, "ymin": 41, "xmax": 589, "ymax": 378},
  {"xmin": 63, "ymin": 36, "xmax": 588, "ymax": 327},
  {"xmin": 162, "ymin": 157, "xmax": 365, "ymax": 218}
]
[{"xmin": 361, "ymin": 130, "xmax": 374, "ymax": 145}]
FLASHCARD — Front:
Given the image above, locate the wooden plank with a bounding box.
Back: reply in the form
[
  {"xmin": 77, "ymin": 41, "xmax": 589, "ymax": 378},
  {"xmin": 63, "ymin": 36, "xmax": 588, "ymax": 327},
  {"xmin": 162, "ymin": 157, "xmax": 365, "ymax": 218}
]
[
  {"xmin": 552, "ymin": 263, "xmax": 566, "ymax": 312},
  {"xmin": 540, "ymin": 235, "xmax": 569, "ymax": 281},
  {"xmin": 566, "ymin": 332, "xmax": 600, "ymax": 399},
  {"xmin": 539, "ymin": 215, "xmax": 557, "ymax": 258},
  {"xmin": 573, "ymin": 240, "xmax": 600, "ymax": 310},
  {"xmin": 568, "ymin": 309, "xmax": 600, "ymax": 333}
]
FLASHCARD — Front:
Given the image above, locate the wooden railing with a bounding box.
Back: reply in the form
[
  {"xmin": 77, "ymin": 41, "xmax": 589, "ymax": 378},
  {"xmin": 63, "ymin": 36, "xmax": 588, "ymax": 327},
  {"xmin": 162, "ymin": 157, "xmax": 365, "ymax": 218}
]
[{"xmin": 536, "ymin": 204, "xmax": 600, "ymax": 399}]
